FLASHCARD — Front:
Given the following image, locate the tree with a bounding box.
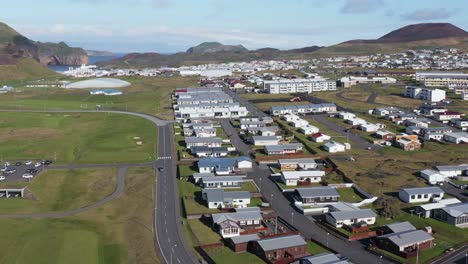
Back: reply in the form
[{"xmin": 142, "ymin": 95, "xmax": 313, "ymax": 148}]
[{"xmin": 376, "ymin": 196, "xmax": 401, "ymax": 219}]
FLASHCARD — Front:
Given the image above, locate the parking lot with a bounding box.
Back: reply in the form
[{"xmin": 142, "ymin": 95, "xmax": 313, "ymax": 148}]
[{"xmin": 0, "ymin": 160, "xmax": 53, "ymax": 182}]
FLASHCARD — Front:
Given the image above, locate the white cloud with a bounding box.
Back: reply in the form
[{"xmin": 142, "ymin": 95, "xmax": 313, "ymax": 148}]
[
  {"xmin": 401, "ymin": 8, "xmax": 457, "ymax": 21},
  {"xmin": 340, "ymin": 0, "xmax": 384, "ymax": 14}
]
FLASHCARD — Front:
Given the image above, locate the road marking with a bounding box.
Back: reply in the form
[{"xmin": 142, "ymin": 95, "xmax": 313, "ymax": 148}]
[{"xmin": 157, "ymin": 156, "xmax": 172, "ymax": 160}]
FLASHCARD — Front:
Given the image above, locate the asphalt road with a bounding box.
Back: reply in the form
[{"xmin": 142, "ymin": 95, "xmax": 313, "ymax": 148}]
[
  {"xmin": 155, "ymin": 124, "xmax": 199, "ymax": 264},
  {"xmin": 220, "ymin": 119, "xmax": 394, "ymax": 264},
  {"xmin": 431, "ymin": 243, "xmax": 468, "ymax": 264}
]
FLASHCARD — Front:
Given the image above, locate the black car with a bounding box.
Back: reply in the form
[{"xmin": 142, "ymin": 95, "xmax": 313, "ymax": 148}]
[
  {"xmin": 44, "ymin": 160, "xmax": 53, "ymax": 165},
  {"xmin": 158, "ymin": 167, "xmax": 165, "ymax": 172},
  {"xmin": 26, "ymin": 168, "xmax": 38, "ymax": 174},
  {"xmin": 15, "ymin": 161, "xmax": 22, "ymax": 166}
]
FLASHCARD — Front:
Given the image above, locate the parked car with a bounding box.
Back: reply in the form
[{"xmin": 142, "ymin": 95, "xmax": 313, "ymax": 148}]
[
  {"xmin": 44, "ymin": 160, "xmax": 53, "ymax": 165},
  {"xmin": 0, "ymin": 167, "xmax": 7, "ymax": 172},
  {"xmin": 15, "ymin": 161, "xmax": 22, "ymax": 166},
  {"xmin": 26, "ymin": 168, "xmax": 38, "ymax": 174},
  {"xmin": 34, "ymin": 162, "xmax": 42, "ymax": 168},
  {"xmin": 25, "ymin": 161, "xmax": 33, "ymax": 165},
  {"xmin": 4, "ymin": 162, "xmax": 10, "ymax": 166},
  {"xmin": 0, "ymin": 176, "xmax": 5, "ymax": 181},
  {"xmin": 5, "ymin": 169, "xmax": 16, "ymax": 174},
  {"xmin": 22, "ymin": 174, "xmax": 33, "ymax": 179}
]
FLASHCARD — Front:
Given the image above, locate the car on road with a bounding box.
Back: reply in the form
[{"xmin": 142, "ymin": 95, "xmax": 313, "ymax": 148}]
[
  {"xmin": 158, "ymin": 167, "xmax": 165, "ymax": 172},
  {"xmin": 34, "ymin": 162, "xmax": 42, "ymax": 168},
  {"xmin": 25, "ymin": 161, "xmax": 32, "ymax": 165},
  {"xmin": 4, "ymin": 169, "xmax": 16, "ymax": 174},
  {"xmin": 26, "ymin": 168, "xmax": 38, "ymax": 174},
  {"xmin": 0, "ymin": 167, "xmax": 7, "ymax": 172},
  {"xmin": 44, "ymin": 160, "xmax": 53, "ymax": 165},
  {"xmin": 22, "ymin": 174, "xmax": 33, "ymax": 179},
  {"xmin": 15, "ymin": 161, "xmax": 22, "ymax": 166},
  {"xmin": 0, "ymin": 176, "xmax": 5, "ymax": 181}
]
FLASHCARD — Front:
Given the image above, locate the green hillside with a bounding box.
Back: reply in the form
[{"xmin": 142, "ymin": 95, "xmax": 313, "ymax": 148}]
[{"xmin": 0, "ymin": 57, "xmax": 59, "ymax": 82}]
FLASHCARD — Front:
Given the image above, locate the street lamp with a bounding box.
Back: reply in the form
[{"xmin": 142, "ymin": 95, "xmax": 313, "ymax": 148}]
[
  {"xmin": 416, "ymin": 242, "xmax": 420, "ymax": 264},
  {"xmin": 379, "ymin": 255, "xmax": 383, "ymax": 264},
  {"xmin": 170, "ymin": 244, "xmax": 177, "ymax": 264},
  {"xmin": 270, "ymin": 194, "xmax": 274, "ymax": 208},
  {"xmin": 291, "ymin": 212, "xmax": 294, "ymax": 226},
  {"xmin": 326, "ymin": 232, "xmax": 330, "ymax": 248}
]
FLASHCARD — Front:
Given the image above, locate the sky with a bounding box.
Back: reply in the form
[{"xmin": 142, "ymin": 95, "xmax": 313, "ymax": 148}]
[{"xmin": 2, "ymin": 0, "xmax": 467, "ymax": 53}]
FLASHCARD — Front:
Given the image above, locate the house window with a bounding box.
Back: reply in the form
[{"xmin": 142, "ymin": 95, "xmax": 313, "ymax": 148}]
[
  {"xmin": 424, "ymin": 194, "xmax": 428, "ymax": 198},
  {"xmin": 417, "ymin": 194, "xmax": 422, "ymax": 199},
  {"xmin": 320, "ymin": 197, "xmax": 324, "ymax": 201},
  {"xmin": 411, "ymin": 195, "xmax": 416, "ymax": 199}
]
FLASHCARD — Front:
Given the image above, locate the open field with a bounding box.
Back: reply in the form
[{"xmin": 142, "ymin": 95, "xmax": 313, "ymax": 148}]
[
  {"xmin": 0, "ymin": 75, "xmax": 198, "ymax": 119},
  {"xmin": 0, "ymin": 167, "xmax": 159, "ymax": 264},
  {"xmin": 0, "ymin": 112, "xmax": 156, "ymax": 164},
  {"xmin": 0, "ymin": 168, "xmax": 116, "ymax": 213}
]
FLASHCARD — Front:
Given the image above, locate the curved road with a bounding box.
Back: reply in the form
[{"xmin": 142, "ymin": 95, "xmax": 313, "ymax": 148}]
[{"xmin": 0, "ymin": 109, "xmax": 198, "ymax": 264}]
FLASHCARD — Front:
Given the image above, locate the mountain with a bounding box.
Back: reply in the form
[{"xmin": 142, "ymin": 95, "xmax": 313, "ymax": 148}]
[
  {"xmin": 0, "ymin": 22, "xmax": 88, "ymax": 66},
  {"xmin": 287, "ymin": 46, "xmax": 323, "ymax": 53},
  {"xmin": 317, "ymin": 23, "xmax": 468, "ymax": 56},
  {"xmin": 186, "ymin": 42, "xmax": 248, "ymax": 53},
  {"xmin": 86, "ymin": 49, "xmax": 116, "ymax": 56}
]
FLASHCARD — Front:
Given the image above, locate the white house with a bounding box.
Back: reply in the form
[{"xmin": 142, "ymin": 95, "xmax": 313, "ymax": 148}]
[
  {"xmin": 338, "ymin": 112, "xmax": 356, "ymax": 120},
  {"xmin": 346, "ymin": 118, "xmax": 367, "ymax": 126},
  {"xmin": 252, "ymin": 136, "xmax": 280, "ymax": 146},
  {"xmin": 323, "ymin": 141, "xmax": 346, "ymax": 153},
  {"xmin": 211, "ymin": 208, "xmax": 263, "ymax": 238},
  {"xmin": 443, "ymin": 132, "xmax": 468, "ymax": 144},
  {"xmin": 280, "ymin": 170, "xmax": 325, "ymax": 186},
  {"xmin": 202, "ymin": 189, "xmax": 251, "ymax": 209},
  {"xmin": 359, "ymin": 123, "xmax": 380, "ymax": 132},
  {"xmin": 399, "ymin": 187, "xmax": 444, "ymax": 203},
  {"xmin": 420, "ymin": 169, "xmax": 447, "ymax": 185},
  {"xmin": 282, "ymin": 114, "xmax": 301, "ymax": 122},
  {"xmin": 311, "ymin": 133, "xmax": 331, "ymax": 143},
  {"xmin": 299, "ymin": 125, "xmax": 319, "ymax": 135},
  {"xmin": 326, "ymin": 209, "xmax": 377, "ymax": 228},
  {"xmin": 198, "ymin": 157, "xmax": 253, "ymax": 174},
  {"xmin": 291, "ymin": 119, "xmax": 309, "ymax": 128}
]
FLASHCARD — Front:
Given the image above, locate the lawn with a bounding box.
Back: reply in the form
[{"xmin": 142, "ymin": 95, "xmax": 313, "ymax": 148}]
[
  {"xmin": 204, "ymin": 246, "xmax": 265, "ymax": 264},
  {"xmin": 0, "ymin": 75, "xmax": 198, "ymax": 120},
  {"xmin": 307, "ymin": 241, "xmax": 330, "ymax": 255},
  {"xmin": 178, "ymin": 164, "xmax": 197, "ymax": 178},
  {"xmin": 0, "ymin": 112, "xmax": 156, "ymax": 164},
  {"xmin": 187, "ymin": 219, "xmax": 221, "ymax": 245},
  {"xmin": 0, "ymin": 167, "xmax": 159, "ymax": 264},
  {"xmin": 178, "ymin": 179, "xmax": 220, "ymax": 215},
  {"xmin": 0, "ymin": 168, "xmax": 116, "ymax": 214},
  {"xmin": 336, "ymin": 187, "xmax": 365, "ymax": 203}
]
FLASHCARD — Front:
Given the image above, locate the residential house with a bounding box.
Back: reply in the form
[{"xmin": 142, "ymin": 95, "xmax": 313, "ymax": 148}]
[
  {"xmin": 248, "ymin": 126, "xmax": 279, "ymax": 136},
  {"xmin": 359, "ymin": 123, "xmax": 379, "ymax": 132},
  {"xmin": 291, "ymin": 119, "xmax": 309, "ymax": 128},
  {"xmin": 434, "ymin": 111, "xmax": 465, "ymax": 123},
  {"xmin": 199, "ymin": 176, "xmax": 245, "ymax": 189},
  {"xmin": 252, "ymin": 234, "xmax": 308, "ymax": 264},
  {"xmin": 443, "ymin": 132, "xmax": 468, "ymax": 144},
  {"xmin": 395, "ymin": 138, "xmax": 421, "ymax": 151},
  {"xmin": 294, "ymin": 187, "xmax": 340, "ymax": 205},
  {"xmin": 282, "ymin": 114, "xmax": 301, "ymax": 122},
  {"xmin": 198, "ymin": 156, "xmax": 253, "ymax": 174},
  {"xmin": 433, "ymin": 203, "xmax": 468, "ymax": 228},
  {"xmin": 265, "ymin": 143, "xmax": 304, "ymax": 155},
  {"xmin": 202, "ymin": 188, "xmax": 251, "ymax": 209},
  {"xmin": 253, "ymin": 136, "xmax": 280, "ymax": 146},
  {"xmin": 323, "ymin": 141, "xmax": 346, "ymax": 153},
  {"xmin": 228, "ymin": 234, "xmax": 260, "ymax": 252},
  {"xmin": 280, "ymin": 170, "xmax": 325, "ymax": 186},
  {"xmin": 373, "ymin": 107, "xmax": 401, "ymax": 117},
  {"xmin": 454, "ymin": 119, "xmax": 468, "ymax": 131},
  {"xmin": 278, "ymin": 158, "xmax": 318, "ymax": 171},
  {"xmin": 398, "ymin": 187, "xmax": 444, "ymax": 203},
  {"xmin": 404, "ymin": 119, "xmax": 429, "ymax": 128},
  {"xmin": 300, "ymin": 253, "xmax": 351, "ymax": 264},
  {"xmin": 185, "ymin": 137, "xmax": 223, "ymax": 149},
  {"xmin": 211, "ymin": 208, "xmax": 263, "ymax": 238},
  {"xmin": 376, "ymin": 230, "xmax": 434, "ymax": 258},
  {"xmin": 338, "ymin": 112, "xmax": 356, "ymax": 120},
  {"xmin": 190, "ymin": 146, "xmax": 228, "ymax": 157},
  {"xmin": 415, "ymin": 198, "xmax": 462, "ymax": 218},
  {"xmin": 346, "ymin": 118, "xmax": 367, "ymax": 126},
  {"xmin": 406, "ymin": 126, "xmax": 422, "ymax": 135},
  {"xmin": 193, "ymin": 128, "xmax": 217, "ymax": 138},
  {"xmin": 325, "ymin": 209, "xmax": 376, "ymax": 228},
  {"xmin": 422, "ymin": 127, "xmax": 453, "ymax": 136},
  {"xmin": 299, "ymin": 125, "xmax": 319, "ymax": 135},
  {"xmin": 311, "ymin": 133, "xmax": 331, "ymax": 143},
  {"xmin": 374, "ymin": 130, "xmax": 396, "ymax": 141}
]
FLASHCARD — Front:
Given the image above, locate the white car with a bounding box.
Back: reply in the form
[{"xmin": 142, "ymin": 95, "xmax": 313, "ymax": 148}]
[
  {"xmin": 0, "ymin": 176, "xmax": 5, "ymax": 181},
  {"xmin": 25, "ymin": 161, "xmax": 33, "ymax": 165},
  {"xmin": 22, "ymin": 174, "xmax": 33, "ymax": 179},
  {"xmin": 34, "ymin": 162, "xmax": 42, "ymax": 168},
  {"xmin": 4, "ymin": 162, "xmax": 10, "ymax": 166},
  {"xmin": 0, "ymin": 167, "xmax": 7, "ymax": 172}
]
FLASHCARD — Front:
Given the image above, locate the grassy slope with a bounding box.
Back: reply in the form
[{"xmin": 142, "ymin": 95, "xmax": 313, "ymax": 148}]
[
  {"xmin": 0, "ymin": 112, "xmax": 156, "ymax": 164},
  {"xmin": 0, "ymin": 57, "xmax": 59, "ymax": 81},
  {"xmin": 0, "ymin": 168, "xmax": 116, "ymax": 213},
  {"xmin": 0, "ymin": 167, "xmax": 159, "ymax": 264}
]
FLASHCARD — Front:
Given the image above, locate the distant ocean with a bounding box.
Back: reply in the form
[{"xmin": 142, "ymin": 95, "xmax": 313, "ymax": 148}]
[{"xmin": 48, "ymin": 53, "xmax": 127, "ymax": 73}]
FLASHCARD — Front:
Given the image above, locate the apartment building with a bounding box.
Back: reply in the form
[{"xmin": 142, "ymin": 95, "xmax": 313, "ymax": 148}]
[
  {"xmin": 264, "ymin": 78, "xmax": 337, "ymax": 94},
  {"xmin": 416, "ymin": 72, "xmax": 468, "ymax": 87},
  {"xmin": 404, "ymin": 86, "xmax": 446, "ymax": 102}
]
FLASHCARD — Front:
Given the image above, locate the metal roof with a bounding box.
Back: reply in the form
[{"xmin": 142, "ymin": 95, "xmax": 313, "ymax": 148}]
[
  {"xmin": 201, "ymin": 176, "xmax": 245, "ymax": 183},
  {"xmin": 278, "ymin": 158, "xmax": 317, "ymax": 164},
  {"xmin": 212, "ymin": 211, "xmax": 262, "ymax": 224},
  {"xmin": 400, "ymin": 187, "xmax": 444, "ymax": 196},
  {"xmin": 296, "ymin": 187, "xmax": 339, "ymax": 198},
  {"xmin": 300, "ymin": 253, "xmax": 350, "ymax": 264},
  {"xmin": 185, "ymin": 137, "xmax": 223, "ymax": 143},
  {"xmin": 256, "ymin": 234, "xmax": 307, "ymax": 251},
  {"xmin": 435, "ymin": 164, "xmax": 468, "ymax": 171},
  {"xmin": 386, "ymin": 222, "xmax": 416, "ymax": 233},
  {"xmin": 281, "ymin": 170, "xmax": 325, "ymax": 179},
  {"xmin": 328, "ymin": 209, "xmax": 376, "ymax": 221},
  {"xmin": 252, "ymin": 136, "xmax": 279, "ymax": 141},
  {"xmin": 380, "ymin": 230, "xmax": 433, "ymax": 248},
  {"xmin": 441, "ymin": 203, "xmax": 468, "ymax": 217},
  {"xmin": 198, "ymin": 156, "xmax": 252, "ymax": 169},
  {"xmin": 230, "ymin": 234, "xmax": 260, "ymax": 244},
  {"xmin": 418, "ymin": 198, "xmax": 461, "ymax": 211},
  {"xmin": 265, "ymin": 143, "xmax": 303, "ymax": 152},
  {"xmin": 202, "ymin": 189, "xmax": 250, "ymax": 203}
]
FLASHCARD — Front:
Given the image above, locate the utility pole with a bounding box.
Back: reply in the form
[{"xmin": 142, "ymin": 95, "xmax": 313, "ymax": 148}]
[{"xmin": 416, "ymin": 243, "xmax": 419, "ymax": 264}]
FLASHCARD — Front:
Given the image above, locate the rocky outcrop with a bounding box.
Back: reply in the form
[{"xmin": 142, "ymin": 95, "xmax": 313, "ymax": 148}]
[{"xmin": 39, "ymin": 53, "xmax": 89, "ymax": 66}]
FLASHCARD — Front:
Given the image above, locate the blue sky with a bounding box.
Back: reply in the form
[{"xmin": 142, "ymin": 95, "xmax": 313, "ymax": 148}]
[{"xmin": 2, "ymin": 0, "xmax": 467, "ymax": 53}]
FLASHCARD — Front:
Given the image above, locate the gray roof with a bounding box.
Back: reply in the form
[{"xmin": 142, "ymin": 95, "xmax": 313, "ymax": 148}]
[
  {"xmin": 229, "ymin": 234, "xmax": 260, "ymax": 244},
  {"xmin": 301, "ymin": 253, "xmax": 350, "ymax": 264},
  {"xmin": 379, "ymin": 230, "xmax": 433, "ymax": 248},
  {"xmin": 296, "ymin": 187, "xmax": 339, "ymax": 198},
  {"xmin": 191, "ymin": 146, "xmax": 228, "ymax": 154},
  {"xmin": 401, "ymin": 187, "xmax": 444, "ymax": 196},
  {"xmin": 386, "ymin": 222, "xmax": 416, "ymax": 233},
  {"xmin": 256, "ymin": 234, "xmax": 307, "ymax": 251},
  {"xmin": 252, "ymin": 136, "xmax": 279, "ymax": 141},
  {"xmin": 202, "ymin": 189, "xmax": 250, "ymax": 203},
  {"xmin": 185, "ymin": 137, "xmax": 223, "ymax": 143},
  {"xmin": 212, "ymin": 211, "xmax": 262, "ymax": 224},
  {"xmin": 278, "ymin": 158, "xmax": 317, "ymax": 165},
  {"xmin": 198, "ymin": 156, "xmax": 252, "ymax": 169},
  {"xmin": 193, "ymin": 172, "xmax": 215, "ymax": 178},
  {"xmin": 436, "ymin": 164, "xmax": 468, "ymax": 171},
  {"xmin": 328, "ymin": 209, "xmax": 376, "ymax": 221},
  {"xmin": 441, "ymin": 203, "xmax": 468, "ymax": 217},
  {"xmin": 201, "ymin": 176, "xmax": 245, "ymax": 183},
  {"xmin": 265, "ymin": 143, "xmax": 303, "ymax": 152}
]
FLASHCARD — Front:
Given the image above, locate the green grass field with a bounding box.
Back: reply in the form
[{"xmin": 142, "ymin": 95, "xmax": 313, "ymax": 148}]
[
  {"xmin": 1, "ymin": 75, "xmax": 197, "ymax": 119},
  {"xmin": 0, "ymin": 167, "xmax": 159, "ymax": 264},
  {"xmin": 0, "ymin": 112, "xmax": 156, "ymax": 164},
  {"xmin": 0, "ymin": 168, "xmax": 116, "ymax": 213}
]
